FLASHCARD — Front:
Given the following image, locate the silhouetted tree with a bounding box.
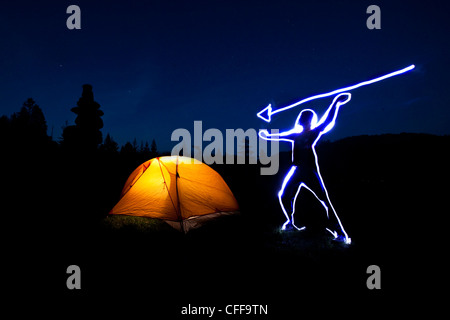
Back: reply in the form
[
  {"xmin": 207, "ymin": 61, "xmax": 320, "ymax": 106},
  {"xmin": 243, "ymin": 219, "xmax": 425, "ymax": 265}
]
[
  {"xmin": 151, "ymin": 139, "xmax": 157, "ymax": 156},
  {"xmin": 120, "ymin": 141, "xmax": 136, "ymax": 154},
  {"xmin": 144, "ymin": 141, "xmax": 150, "ymax": 154},
  {"xmin": 8, "ymin": 98, "xmax": 49, "ymax": 150},
  {"xmin": 29, "ymin": 99, "xmax": 47, "ymax": 136},
  {"xmin": 132, "ymin": 138, "xmax": 138, "ymax": 152},
  {"xmin": 138, "ymin": 140, "xmax": 151, "ymax": 159},
  {"xmin": 100, "ymin": 133, "xmax": 119, "ymax": 153},
  {"xmin": 151, "ymin": 139, "xmax": 157, "ymax": 154},
  {"xmin": 62, "ymin": 84, "xmax": 103, "ymax": 151}
]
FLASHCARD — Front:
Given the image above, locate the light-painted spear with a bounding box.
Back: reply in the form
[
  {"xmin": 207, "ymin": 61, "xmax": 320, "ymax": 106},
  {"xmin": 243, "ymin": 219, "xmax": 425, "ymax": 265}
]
[{"xmin": 257, "ymin": 64, "xmax": 415, "ymax": 123}]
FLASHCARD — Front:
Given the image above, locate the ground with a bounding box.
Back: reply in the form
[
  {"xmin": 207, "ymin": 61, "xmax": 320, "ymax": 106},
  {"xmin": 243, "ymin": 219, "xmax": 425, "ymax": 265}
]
[{"xmin": 3, "ymin": 133, "xmax": 447, "ymax": 317}]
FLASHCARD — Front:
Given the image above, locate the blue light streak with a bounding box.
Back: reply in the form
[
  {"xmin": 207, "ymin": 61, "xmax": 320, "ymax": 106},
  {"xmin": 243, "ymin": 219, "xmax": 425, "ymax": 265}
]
[
  {"xmin": 278, "ymin": 166, "xmax": 306, "ymax": 231},
  {"xmin": 257, "ymin": 64, "xmax": 415, "ymax": 122}
]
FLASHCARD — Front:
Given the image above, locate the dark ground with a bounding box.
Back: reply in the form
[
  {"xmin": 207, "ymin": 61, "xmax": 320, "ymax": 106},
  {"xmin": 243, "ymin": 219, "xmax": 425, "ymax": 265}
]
[{"xmin": 3, "ymin": 133, "xmax": 448, "ymax": 318}]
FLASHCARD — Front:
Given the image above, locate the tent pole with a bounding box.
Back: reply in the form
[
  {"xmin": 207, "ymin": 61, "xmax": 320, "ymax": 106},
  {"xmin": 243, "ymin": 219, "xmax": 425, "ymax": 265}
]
[{"xmin": 175, "ymin": 156, "xmax": 184, "ymax": 233}]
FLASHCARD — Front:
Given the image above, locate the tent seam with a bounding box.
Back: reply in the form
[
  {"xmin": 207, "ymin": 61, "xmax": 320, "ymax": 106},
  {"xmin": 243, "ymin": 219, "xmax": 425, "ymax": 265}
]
[{"xmin": 157, "ymin": 157, "xmax": 179, "ymax": 217}]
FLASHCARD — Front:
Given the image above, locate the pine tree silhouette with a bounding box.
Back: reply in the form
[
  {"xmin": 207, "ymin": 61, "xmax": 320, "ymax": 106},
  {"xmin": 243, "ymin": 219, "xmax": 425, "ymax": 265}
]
[
  {"xmin": 9, "ymin": 98, "xmax": 49, "ymax": 150},
  {"xmin": 100, "ymin": 133, "xmax": 119, "ymax": 153},
  {"xmin": 144, "ymin": 141, "xmax": 150, "ymax": 154},
  {"xmin": 151, "ymin": 139, "xmax": 157, "ymax": 156},
  {"xmin": 62, "ymin": 84, "xmax": 104, "ymax": 151},
  {"xmin": 120, "ymin": 141, "xmax": 136, "ymax": 154}
]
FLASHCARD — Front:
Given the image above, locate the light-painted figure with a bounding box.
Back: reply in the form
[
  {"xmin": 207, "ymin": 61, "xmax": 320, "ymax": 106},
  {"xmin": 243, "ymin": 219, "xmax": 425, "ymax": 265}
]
[
  {"xmin": 258, "ymin": 65, "xmax": 416, "ymax": 244},
  {"xmin": 260, "ymin": 93, "xmax": 351, "ymax": 243}
]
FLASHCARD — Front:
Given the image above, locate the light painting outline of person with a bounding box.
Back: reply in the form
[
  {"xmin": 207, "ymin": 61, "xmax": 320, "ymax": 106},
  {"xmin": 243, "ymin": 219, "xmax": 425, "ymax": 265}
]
[{"xmin": 259, "ymin": 92, "xmax": 352, "ymax": 244}]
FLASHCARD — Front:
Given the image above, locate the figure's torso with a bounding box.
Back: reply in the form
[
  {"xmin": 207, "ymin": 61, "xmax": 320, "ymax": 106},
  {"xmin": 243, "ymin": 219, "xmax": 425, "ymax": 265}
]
[{"xmin": 292, "ymin": 130, "xmax": 320, "ymax": 166}]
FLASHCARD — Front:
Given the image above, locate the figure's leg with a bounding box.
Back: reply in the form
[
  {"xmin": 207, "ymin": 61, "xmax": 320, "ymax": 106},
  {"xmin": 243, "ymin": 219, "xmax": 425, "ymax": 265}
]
[
  {"xmin": 278, "ymin": 166, "xmax": 296, "ymax": 230},
  {"xmin": 290, "ymin": 182, "xmax": 306, "ymax": 231},
  {"xmin": 278, "ymin": 166, "xmax": 305, "ymax": 231},
  {"xmin": 304, "ymin": 172, "xmax": 351, "ymax": 243}
]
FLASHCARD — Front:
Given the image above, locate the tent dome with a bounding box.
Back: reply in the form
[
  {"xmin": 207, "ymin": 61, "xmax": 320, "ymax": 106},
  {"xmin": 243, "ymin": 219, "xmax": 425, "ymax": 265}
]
[{"xmin": 109, "ymin": 156, "xmax": 239, "ymax": 232}]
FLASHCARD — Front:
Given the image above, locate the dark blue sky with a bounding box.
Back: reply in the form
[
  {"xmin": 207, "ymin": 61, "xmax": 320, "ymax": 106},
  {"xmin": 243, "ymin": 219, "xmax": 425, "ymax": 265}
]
[{"xmin": 1, "ymin": 0, "xmax": 449, "ymax": 150}]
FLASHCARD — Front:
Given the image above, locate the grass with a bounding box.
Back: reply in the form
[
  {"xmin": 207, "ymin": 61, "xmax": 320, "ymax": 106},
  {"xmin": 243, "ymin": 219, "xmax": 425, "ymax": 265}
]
[
  {"xmin": 99, "ymin": 212, "xmax": 353, "ymax": 263},
  {"xmin": 101, "ymin": 214, "xmax": 173, "ymax": 233}
]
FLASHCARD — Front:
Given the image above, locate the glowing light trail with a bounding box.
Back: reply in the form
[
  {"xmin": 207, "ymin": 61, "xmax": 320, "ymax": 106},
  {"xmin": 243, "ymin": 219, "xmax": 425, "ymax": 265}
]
[
  {"xmin": 257, "ymin": 64, "xmax": 415, "ymax": 122},
  {"xmin": 260, "ymin": 93, "xmax": 352, "ymax": 244}
]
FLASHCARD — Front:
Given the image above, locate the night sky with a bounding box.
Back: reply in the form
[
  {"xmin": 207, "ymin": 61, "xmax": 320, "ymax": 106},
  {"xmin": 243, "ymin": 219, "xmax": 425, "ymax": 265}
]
[{"xmin": 1, "ymin": 0, "xmax": 449, "ymax": 151}]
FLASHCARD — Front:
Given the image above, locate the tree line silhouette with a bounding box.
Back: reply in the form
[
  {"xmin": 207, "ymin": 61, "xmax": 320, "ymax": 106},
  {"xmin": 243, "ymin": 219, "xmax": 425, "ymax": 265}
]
[
  {"xmin": 0, "ymin": 97, "xmax": 52, "ymax": 153},
  {"xmin": 0, "ymin": 84, "xmax": 159, "ymax": 159}
]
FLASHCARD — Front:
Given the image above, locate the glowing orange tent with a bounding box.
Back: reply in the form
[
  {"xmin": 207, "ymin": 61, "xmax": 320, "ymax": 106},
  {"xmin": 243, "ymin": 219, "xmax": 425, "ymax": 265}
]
[{"xmin": 109, "ymin": 156, "xmax": 239, "ymax": 232}]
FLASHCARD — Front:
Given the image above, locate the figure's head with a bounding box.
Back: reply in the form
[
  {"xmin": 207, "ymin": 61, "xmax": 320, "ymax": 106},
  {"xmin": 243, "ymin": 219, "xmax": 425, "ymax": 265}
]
[{"xmin": 296, "ymin": 109, "xmax": 318, "ymax": 131}]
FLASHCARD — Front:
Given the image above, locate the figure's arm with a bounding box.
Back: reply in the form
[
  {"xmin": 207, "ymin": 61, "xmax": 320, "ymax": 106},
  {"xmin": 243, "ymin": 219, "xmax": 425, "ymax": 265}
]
[
  {"xmin": 259, "ymin": 127, "xmax": 301, "ymax": 141},
  {"xmin": 315, "ymin": 92, "xmax": 351, "ymax": 134}
]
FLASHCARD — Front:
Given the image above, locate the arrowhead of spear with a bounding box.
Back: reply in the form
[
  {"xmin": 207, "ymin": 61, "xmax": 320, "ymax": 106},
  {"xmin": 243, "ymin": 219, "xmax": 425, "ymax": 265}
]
[{"xmin": 257, "ymin": 104, "xmax": 272, "ymax": 122}]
